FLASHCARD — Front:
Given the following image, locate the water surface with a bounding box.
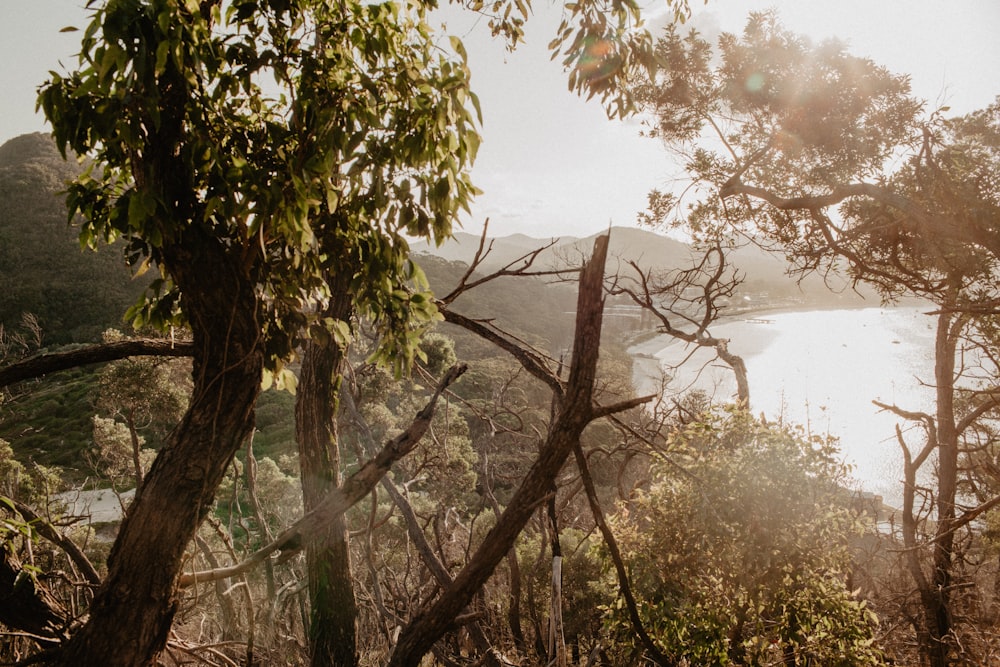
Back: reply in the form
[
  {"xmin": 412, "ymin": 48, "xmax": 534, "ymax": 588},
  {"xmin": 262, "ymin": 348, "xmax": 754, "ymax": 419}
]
[{"xmin": 632, "ymin": 306, "xmax": 938, "ymax": 505}]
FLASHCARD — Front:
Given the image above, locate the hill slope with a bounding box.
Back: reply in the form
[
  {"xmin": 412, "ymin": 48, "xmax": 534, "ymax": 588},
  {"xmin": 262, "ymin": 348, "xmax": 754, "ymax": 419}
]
[{"xmin": 0, "ymin": 133, "xmax": 145, "ymax": 345}]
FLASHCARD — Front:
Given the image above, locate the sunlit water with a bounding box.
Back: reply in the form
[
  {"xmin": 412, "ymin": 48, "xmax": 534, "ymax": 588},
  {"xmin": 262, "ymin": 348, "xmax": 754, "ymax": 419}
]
[{"xmin": 631, "ymin": 306, "xmax": 939, "ymax": 507}]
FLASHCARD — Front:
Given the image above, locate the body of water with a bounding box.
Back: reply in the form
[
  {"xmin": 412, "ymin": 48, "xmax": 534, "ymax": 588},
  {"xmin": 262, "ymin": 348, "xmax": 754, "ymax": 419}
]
[{"xmin": 631, "ymin": 306, "xmax": 938, "ymax": 506}]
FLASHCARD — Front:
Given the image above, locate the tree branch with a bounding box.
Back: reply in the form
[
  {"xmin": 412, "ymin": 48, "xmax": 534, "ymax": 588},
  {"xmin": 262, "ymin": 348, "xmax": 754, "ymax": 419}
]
[
  {"xmin": 0, "ymin": 340, "xmax": 195, "ymax": 388},
  {"xmin": 387, "ymin": 234, "xmax": 610, "ymax": 667},
  {"xmin": 438, "ymin": 220, "xmax": 569, "ymax": 305},
  {"xmin": 572, "ymin": 443, "xmax": 673, "ymax": 666},
  {"xmin": 438, "ymin": 306, "xmax": 564, "ymax": 398},
  {"xmin": 10, "ymin": 500, "xmax": 100, "ymax": 587}
]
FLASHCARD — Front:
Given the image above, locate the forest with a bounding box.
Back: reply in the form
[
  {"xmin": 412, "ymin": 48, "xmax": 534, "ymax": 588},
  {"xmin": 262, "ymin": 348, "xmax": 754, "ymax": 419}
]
[{"xmin": 1, "ymin": 1, "xmax": 999, "ymax": 666}]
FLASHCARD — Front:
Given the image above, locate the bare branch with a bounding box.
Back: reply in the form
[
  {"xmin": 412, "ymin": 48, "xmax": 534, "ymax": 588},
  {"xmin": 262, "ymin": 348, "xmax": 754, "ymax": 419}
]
[
  {"xmin": 438, "ymin": 306, "xmax": 564, "ymax": 398},
  {"xmin": 873, "ymin": 400, "xmax": 938, "ymax": 470},
  {"xmin": 573, "ymin": 443, "xmax": 673, "ymax": 666},
  {"xmin": 9, "ymin": 499, "xmax": 100, "ymax": 587},
  {"xmin": 388, "ymin": 234, "xmax": 610, "ymax": 667},
  {"xmin": 438, "ymin": 221, "xmax": 570, "ymax": 305}
]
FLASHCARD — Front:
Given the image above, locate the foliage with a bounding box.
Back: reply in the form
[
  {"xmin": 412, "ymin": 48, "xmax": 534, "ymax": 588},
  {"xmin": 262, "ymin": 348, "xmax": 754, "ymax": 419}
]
[
  {"xmin": 216, "ymin": 451, "xmax": 303, "ymax": 542},
  {"xmin": 603, "ymin": 409, "xmax": 884, "ymax": 665},
  {"xmin": 634, "ymin": 12, "xmax": 919, "ymax": 251},
  {"xmin": 39, "ymin": 0, "xmax": 482, "ymax": 377},
  {"xmin": 634, "ymin": 14, "xmax": 1000, "ymax": 666},
  {"xmin": 94, "ymin": 330, "xmax": 189, "ymax": 449},
  {"xmin": 0, "ymin": 439, "xmax": 61, "ymax": 506},
  {"xmin": 0, "ymin": 365, "xmax": 100, "ymax": 472},
  {"xmin": 89, "ymin": 415, "xmax": 156, "ymax": 484}
]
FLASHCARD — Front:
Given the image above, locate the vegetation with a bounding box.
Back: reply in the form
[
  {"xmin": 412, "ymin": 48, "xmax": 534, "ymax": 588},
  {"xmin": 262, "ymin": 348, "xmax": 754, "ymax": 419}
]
[
  {"xmin": 0, "ymin": 133, "xmax": 143, "ymax": 345},
  {"xmin": 1, "ymin": 4, "xmax": 1000, "ymax": 667},
  {"xmin": 604, "ymin": 410, "xmax": 883, "ymax": 665}
]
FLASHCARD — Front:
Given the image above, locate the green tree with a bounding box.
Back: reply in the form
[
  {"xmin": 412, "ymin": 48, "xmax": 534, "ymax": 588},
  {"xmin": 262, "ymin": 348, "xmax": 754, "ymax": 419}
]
[
  {"xmin": 93, "ymin": 331, "xmax": 189, "ymax": 489},
  {"xmin": 38, "ymin": 0, "xmax": 477, "ymax": 663},
  {"xmin": 604, "ymin": 410, "xmax": 884, "ymax": 665},
  {"xmin": 31, "ymin": 0, "xmax": 671, "ymax": 661}
]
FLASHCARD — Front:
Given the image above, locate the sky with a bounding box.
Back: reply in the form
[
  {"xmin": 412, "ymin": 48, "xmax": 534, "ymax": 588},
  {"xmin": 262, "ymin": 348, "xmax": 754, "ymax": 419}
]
[{"xmin": 2, "ymin": 1, "xmax": 998, "ymax": 239}]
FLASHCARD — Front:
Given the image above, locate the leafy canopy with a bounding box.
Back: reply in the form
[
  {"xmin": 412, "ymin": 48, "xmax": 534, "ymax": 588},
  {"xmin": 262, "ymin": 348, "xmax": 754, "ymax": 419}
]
[
  {"xmin": 40, "ymin": 0, "xmax": 482, "ymax": 375},
  {"xmin": 634, "ymin": 12, "xmax": 921, "ymax": 238}
]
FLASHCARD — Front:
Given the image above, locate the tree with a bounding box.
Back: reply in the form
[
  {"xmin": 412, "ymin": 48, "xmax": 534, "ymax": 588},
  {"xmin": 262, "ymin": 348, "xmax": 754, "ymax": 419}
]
[
  {"xmin": 633, "ymin": 13, "xmax": 1000, "ymax": 664},
  {"xmin": 92, "ymin": 331, "xmax": 189, "ymax": 489},
  {"xmin": 387, "ymin": 234, "xmax": 654, "ymax": 665},
  {"xmin": 38, "ymin": 0, "xmax": 477, "ymax": 662}
]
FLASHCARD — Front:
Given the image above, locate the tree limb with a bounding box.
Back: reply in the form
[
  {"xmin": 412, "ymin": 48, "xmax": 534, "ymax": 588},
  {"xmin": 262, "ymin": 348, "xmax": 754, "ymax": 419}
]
[
  {"xmin": 10, "ymin": 500, "xmax": 100, "ymax": 587},
  {"xmin": 438, "ymin": 307, "xmax": 564, "ymax": 398},
  {"xmin": 387, "ymin": 234, "xmax": 609, "ymax": 667},
  {"xmin": 438, "ymin": 220, "xmax": 569, "ymax": 305},
  {"xmin": 572, "ymin": 443, "xmax": 673, "ymax": 666},
  {"xmin": 0, "ymin": 340, "xmax": 195, "ymax": 388}
]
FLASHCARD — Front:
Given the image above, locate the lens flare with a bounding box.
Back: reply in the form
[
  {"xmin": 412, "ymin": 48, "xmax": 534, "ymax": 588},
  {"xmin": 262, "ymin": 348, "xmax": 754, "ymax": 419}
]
[{"xmin": 745, "ymin": 72, "xmax": 766, "ymax": 93}]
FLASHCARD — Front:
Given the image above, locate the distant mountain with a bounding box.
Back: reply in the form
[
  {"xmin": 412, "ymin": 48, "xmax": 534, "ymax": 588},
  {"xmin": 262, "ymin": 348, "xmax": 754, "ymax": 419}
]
[
  {"xmin": 0, "ymin": 133, "xmax": 146, "ymax": 344},
  {"xmin": 412, "ymin": 230, "xmax": 580, "ymax": 270},
  {"xmin": 414, "ymin": 225, "xmax": 760, "ymax": 281},
  {"xmin": 414, "ymin": 225, "xmax": 877, "ymax": 306},
  {"xmin": 412, "ymin": 226, "xmax": 689, "ymax": 273}
]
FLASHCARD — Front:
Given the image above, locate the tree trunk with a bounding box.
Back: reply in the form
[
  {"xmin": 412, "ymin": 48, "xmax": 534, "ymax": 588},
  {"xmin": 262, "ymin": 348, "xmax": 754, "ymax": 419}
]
[
  {"xmin": 295, "ymin": 283, "xmax": 358, "ymax": 667},
  {"xmin": 547, "ymin": 490, "xmax": 567, "ymax": 667},
  {"xmin": 925, "ymin": 305, "xmax": 961, "ymax": 667},
  {"xmin": 52, "ymin": 235, "xmax": 263, "ymax": 666}
]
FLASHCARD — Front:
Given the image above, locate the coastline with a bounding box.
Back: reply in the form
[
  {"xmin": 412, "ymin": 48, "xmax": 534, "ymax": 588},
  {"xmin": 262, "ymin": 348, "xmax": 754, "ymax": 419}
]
[
  {"xmin": 626, "ymin": 301, "xmax": 853, "ymax": 397},
  {"xmin": 626, "ymin": 296, "xmax": 931, "ymax": 363},
  {"xmin": 626, "ymin": 303, "xmax": 938, "ymax": 508}
]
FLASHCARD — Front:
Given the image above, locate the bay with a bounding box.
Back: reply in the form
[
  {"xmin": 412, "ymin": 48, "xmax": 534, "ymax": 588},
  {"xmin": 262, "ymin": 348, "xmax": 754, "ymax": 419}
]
[{"xmin": 631, "ymin": 306, "xmax": 938, "ymax": 507}]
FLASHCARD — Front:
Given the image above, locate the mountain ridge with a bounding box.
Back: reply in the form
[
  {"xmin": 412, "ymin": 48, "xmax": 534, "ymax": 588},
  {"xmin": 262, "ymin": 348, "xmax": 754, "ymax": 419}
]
[{"xmin": 413, "ymin": 225, "xmax": 878, "ymax": 306}]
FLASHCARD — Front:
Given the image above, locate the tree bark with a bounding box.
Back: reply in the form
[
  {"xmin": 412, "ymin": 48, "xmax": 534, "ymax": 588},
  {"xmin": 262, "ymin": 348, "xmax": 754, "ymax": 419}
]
[
  {"xmin": 52, "ymin": 234, "xmax": 263, "ymax": 667},
  {"xmin": 387, "ymin": 235, "xmax": 610, "ymax": 667},
  {"xmin": 295, "ymin": 281, "xmax": 358, "ymax": 667}
]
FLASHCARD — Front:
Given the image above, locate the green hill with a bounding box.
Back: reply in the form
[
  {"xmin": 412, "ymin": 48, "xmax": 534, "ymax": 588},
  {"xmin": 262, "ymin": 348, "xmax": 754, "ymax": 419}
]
[{"xmin": 0, "ymin": 133, "xmax": 145, "ymax": 345}]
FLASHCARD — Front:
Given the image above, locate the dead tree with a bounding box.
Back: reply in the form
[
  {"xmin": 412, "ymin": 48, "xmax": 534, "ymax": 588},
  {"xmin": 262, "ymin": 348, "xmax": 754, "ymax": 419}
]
[{"xmin": 387, "ymin": 234, "xmax": 654, "ymax": 666}]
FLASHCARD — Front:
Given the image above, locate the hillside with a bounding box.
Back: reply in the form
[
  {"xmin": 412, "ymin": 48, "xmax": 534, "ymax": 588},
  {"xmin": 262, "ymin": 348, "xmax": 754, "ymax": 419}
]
[{"xmin": 0, "ymin": 133, "xmax": 145, "ymax": 345}]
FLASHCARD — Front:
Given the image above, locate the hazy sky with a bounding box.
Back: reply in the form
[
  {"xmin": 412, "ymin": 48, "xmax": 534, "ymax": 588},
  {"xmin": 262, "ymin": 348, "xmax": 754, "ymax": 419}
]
[{"xmin": 2, "ymin": 1, "xmax": 998, "ymax": 238}]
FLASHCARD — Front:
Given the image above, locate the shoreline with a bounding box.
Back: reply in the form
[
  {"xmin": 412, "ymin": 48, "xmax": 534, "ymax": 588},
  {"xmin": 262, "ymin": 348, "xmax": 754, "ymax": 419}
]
[
  {"xmin": 626, "ymin": 296, "xmax": 930, "ymax": 360},
  {"xmin": 626, "ymin": 303, "xmax": 937, "ymax": 509}
]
